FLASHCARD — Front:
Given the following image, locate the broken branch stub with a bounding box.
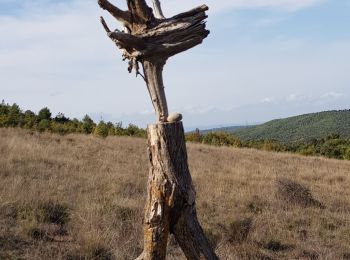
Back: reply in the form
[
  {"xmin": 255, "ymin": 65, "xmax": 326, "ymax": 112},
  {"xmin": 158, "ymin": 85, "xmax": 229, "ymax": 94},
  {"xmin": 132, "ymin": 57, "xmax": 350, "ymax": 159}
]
[{"xmin": 152, "ymin": 0, "xmax": 165, "ymax": 19}]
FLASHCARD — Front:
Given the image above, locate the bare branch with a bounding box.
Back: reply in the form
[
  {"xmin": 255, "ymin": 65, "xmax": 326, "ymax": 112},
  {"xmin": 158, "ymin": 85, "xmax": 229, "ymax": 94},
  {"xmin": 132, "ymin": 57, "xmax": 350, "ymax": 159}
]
[
  {"xmin": 108, "ymin": 31, "xmax": 146, "ymax": 50},
  {"xmin": 127, "ymin": 0, "xmax": 154, "ymax": 23},
  {"xmin": 100, "ymin": 16, "xmax": 111, "ymax": 33},
  {"xmin": 158, "ymin": 35, "xmax": 207, "ymax": 58},
  {"xmin": 171, "ymin": 4, "xmax": 209, "ymax": 19},
  {"xmin": 152, "ymin": 0, "xmax": 165, "ymax": 19},
  {"xmin": 98, "ymin": 0, "xmax": 131, "ymax": 26}
]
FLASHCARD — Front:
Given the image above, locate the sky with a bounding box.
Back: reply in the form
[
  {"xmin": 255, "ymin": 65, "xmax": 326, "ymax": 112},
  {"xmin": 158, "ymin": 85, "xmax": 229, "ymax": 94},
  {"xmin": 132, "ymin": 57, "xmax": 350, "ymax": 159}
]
[{"xmin": 0, "ymin": 0, "xmax": 349, "ymax": 129}]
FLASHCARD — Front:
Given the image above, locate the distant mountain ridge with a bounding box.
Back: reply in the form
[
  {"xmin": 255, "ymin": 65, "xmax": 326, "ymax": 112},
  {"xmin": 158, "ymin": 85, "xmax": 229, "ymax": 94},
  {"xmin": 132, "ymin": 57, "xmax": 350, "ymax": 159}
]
[
  {"xmin": 200, "ymin": 125, "xmax": 249, "ymax": 134},
  {"xmin": 206, "ymin": 110, "xmax": 350, "ymax": 143}
]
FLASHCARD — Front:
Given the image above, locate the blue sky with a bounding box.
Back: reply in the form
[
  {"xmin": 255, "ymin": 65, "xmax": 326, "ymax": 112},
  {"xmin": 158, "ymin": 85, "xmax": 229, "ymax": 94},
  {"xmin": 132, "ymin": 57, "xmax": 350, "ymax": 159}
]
[{"xmin": 0, "ymin": 0, "xmax": 349, "ymax": 128}]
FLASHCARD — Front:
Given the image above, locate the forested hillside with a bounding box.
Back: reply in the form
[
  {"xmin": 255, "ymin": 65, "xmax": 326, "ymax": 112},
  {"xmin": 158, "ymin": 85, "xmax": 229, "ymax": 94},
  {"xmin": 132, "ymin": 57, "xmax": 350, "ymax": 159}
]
[{"xmin": 224, "ymin": 110, "xmax": 350, "ymax": 143}]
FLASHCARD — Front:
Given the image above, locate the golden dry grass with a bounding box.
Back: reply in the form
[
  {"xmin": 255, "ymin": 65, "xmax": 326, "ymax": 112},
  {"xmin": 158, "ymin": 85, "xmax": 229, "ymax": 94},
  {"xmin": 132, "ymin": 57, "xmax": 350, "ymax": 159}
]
[{"xmin": 0, "ymin": 127, "xmax": 350, "ymax": 259}]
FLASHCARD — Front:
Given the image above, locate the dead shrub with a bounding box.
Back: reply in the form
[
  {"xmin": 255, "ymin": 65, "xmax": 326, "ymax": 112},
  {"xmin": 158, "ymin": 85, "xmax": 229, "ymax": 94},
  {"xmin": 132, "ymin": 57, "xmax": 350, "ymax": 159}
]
[
  {"xmin": 226, "ymin": 218, "xmax": 252, "ymax": 244},
  {"xmin": 36, "ymin": 201, "xmax": 70, "ymax": 225},
  {"xmin": 263, "ymin": 239, "xmax": 291, "ymax": 252},
  {"xmin": 28, "ymin": 227, "xmax": 49, "ymax": 241},
  {"xmin": 276, "ymin": 178, "xmax": 324, "ymax": 208},
  {"xmin": 300, "ymin": 250, "xmax": 319, "ymax": 260}
]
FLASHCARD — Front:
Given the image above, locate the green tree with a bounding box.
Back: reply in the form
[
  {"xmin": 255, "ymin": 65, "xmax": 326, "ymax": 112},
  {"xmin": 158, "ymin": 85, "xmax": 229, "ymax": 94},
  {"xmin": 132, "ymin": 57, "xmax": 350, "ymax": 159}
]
[
  {"xmin": 37, "ymin": 119, "xmax": 51, "ymax": 132},
  {"xmin": 54, "ymin": 112, "xmax": 69, "ymax": 123},
  {"xmin": 0, "ymin": 100, "xmax": 9, "ymax": 127},
  {"xmin": 23, "ymin": 110, "xmax": 37, "ymax": 129},
  {"xmin": 82, "ymin": 115, "xmax": 94, "ymax": 134},
  {"xmin": 114, "ymin": 121, "xmax": 125, "ymax": 136},
  {"xmin": 38, "ymin": 107, "xmax": 52, "ymax": 121},
  {"xmin": 344, "ymin": 147, "xmax": 350, "ymax": 160},
  {"xmin": 186, "ymin": 128, "xmax": 202, "ymax": 143},
  {"xmin": 0, "ymin": 100, "xmax": 9, "ymax": 115},
  {"xmin": 320, "ymin": 138, "xmax": 344, "ymax": 159},
  {"xmin": 202, "ymin": 132, "xmax": 241, "ymax": 147},
  {"xmin": 7, "ymin": 103, "xmax": 22, "ymax": 127},
  {"xmin": 106, "ymin": 121, "xmax": 115, "ymax": 136},
  {"xmin": 94, "ymin": 121, "xmax": 109, "ymax": 137},
  {"xmin": 126, "ymin": 124, "xmax": 146, "ymax": 137}
]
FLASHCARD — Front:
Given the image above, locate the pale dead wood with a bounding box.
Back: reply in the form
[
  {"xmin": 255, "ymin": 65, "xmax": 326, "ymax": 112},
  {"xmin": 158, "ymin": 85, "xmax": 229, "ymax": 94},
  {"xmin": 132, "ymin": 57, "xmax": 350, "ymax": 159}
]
[
  {"xmin": 142, "ymin": 60, "xmax": 169, "ymax": 122},
  {"xmin": 152, "ymin": 0, "xmax": 165, "ymax": 19},
  {"xmin": 98, "ymin": 1, "xmax": 216, "ymax": 259}
]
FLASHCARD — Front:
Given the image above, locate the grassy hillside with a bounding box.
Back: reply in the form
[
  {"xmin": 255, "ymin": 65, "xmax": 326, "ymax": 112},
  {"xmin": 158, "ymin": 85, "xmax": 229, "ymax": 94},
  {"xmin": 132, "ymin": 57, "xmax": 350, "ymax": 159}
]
[
  {"xmin": 1, "ymin": 128, "xmax": 350, "ymax": 259},
  {"xmin": 220, "ymin": 110, "xmax": 350, "ymax": 143}
]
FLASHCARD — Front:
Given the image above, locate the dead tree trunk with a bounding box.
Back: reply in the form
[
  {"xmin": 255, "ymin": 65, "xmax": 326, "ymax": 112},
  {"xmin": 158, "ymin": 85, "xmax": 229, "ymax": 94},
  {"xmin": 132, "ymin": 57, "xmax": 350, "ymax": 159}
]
[
  {"xmin": 139, "ymin": 122, "xmax": 217, "ymax": 259},
  {"xmin": 97, "ymin": 1, "xmax": 217, "ymax": 259}
]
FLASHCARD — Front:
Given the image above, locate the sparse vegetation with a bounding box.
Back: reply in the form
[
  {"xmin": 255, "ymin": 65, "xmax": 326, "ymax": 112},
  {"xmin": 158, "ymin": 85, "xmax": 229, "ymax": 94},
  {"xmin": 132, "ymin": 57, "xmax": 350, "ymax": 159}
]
[{"xmin": 1, "ymin": 128, "xmax": 350, "ymax": 259}]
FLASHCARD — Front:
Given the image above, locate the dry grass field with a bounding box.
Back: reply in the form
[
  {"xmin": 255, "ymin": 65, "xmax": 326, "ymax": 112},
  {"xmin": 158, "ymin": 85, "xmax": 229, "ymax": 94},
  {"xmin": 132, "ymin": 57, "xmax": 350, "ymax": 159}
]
[{"xmin": 1, "ymin": 128, "xmax": 350, "ymax": 260}]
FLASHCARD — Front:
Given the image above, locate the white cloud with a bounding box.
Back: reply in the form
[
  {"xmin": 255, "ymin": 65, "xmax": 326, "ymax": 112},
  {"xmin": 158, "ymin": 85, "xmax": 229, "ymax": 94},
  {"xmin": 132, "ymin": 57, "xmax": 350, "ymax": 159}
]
[
  {"xmin": 261, "ymin": 97, "xmax": 274, "ymax": 103},
  {"xmin": 321, "ymin": 92, "xmax": 344, "ymax": 99},
  {"xmin": 287, "ymin": 94, "xmax": 307, "ymax": 102}
]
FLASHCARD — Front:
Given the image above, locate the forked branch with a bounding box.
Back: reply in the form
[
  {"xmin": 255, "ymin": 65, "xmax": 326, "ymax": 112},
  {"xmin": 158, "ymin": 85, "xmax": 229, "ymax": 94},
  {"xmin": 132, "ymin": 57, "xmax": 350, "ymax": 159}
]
[{"xmin": 98, "ymin": 0, "xmax": 131, "ymax": 26}]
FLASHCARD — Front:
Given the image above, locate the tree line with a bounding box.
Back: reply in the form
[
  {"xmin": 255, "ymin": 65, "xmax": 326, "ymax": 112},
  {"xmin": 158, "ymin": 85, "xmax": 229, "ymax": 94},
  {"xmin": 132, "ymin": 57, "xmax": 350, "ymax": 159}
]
[
  {"xmin": 1, "ymin": 100, "xmax": 349, "ymax": 160},
  {"xmin": 0, "ymin": 101, "xmax": 146, "ymax": 138},
  {"xmin": 186, "ymin": 129, "xmax": 350, "ymax": 160}
]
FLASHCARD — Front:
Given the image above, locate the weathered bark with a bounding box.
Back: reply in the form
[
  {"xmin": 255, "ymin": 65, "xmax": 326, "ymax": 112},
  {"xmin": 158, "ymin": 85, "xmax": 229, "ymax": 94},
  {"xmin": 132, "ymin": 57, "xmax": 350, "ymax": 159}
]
[
  {"xmin": 143, "ymin": 60, "xmax": 168, "ymax": 122},
  {"xmin": 98, "ymin": 1, "xmax": 217, "ymax": 259},
  {"xmin": 137, "ymin": 122, "xmax": 218, "ymax": 260}
]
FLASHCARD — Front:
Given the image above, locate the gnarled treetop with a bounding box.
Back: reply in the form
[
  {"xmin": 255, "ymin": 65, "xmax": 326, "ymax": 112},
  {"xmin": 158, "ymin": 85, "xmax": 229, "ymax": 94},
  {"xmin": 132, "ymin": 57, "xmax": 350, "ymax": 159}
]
[{"xmin": 98, "ymin": 0, "xmax": 209, "ymax": 66}]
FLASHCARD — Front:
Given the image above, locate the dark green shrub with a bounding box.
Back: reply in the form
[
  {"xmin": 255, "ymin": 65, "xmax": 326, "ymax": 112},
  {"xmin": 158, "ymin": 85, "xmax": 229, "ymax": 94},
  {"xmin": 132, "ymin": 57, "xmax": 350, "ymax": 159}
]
[{"xmin": 38, "ymin": 107, "xmax": 51, "ymax": 121}]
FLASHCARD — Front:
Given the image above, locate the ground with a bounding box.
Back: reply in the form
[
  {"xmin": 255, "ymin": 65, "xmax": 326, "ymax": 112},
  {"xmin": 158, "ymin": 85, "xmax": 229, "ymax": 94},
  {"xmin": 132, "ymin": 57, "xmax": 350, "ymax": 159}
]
[{"xmin": 0, "ymin": 128, "xmax": 350, "ymax": 259}]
